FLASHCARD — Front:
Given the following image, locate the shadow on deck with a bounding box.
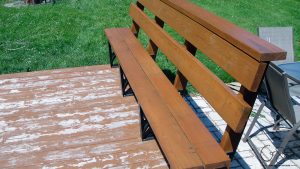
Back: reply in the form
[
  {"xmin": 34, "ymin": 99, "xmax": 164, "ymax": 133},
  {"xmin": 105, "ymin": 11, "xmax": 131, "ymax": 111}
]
[{"xmin": 0, "ymin": 65, "xmax": 167, "ymax": 168}]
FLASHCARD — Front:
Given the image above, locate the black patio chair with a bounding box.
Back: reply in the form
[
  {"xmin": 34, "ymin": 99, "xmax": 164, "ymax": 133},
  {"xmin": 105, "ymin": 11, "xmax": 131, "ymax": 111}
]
[{"xmin": 243, "ymin": 62, "xmax": 300, "ymax": 168}]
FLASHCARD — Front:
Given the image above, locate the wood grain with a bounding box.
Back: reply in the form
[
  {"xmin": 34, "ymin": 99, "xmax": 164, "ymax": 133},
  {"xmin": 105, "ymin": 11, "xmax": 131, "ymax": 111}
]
[
  {"xmin": 137, "ymin": 0, "xmax": 268, "ymax": 92},
  {"xmin": 124, "ymin": 30, "xmax": 230, "ymax": 168},
  {"xmin": 174, "ymin": 40, "xmax": 197, "ymax": 91},
  {"xmin": 146, "ymin": 16, "xmax": 165, "ymax": 59},
  {"xmin": 159, "ymin": 0, "xmax": 286, "ymax": 62},
  {"xmin": 105, "ymin": 28, "xmax": 204, "ymax": 168},
  {"xmin": 130, "ymin": 4, "xmax": 252, "ymax": 133}
]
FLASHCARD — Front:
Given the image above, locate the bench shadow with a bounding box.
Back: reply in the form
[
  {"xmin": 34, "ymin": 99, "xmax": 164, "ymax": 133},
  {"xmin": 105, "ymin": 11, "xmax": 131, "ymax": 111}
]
[{"xmin": 184, "ymin": 94, "xmax": 251, "ymax": 169}]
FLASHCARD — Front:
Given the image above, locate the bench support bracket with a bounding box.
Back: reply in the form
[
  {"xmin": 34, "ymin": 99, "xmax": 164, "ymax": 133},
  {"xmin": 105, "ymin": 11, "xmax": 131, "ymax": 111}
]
[
  {"xmin": 140, "ymin": 106, "xmax": 154, "ymax": 141},
  {"xmin": 108, "ymin": 42, "xmax": 118, "ymax": 68},
  {"xmin": 119, "ymin": 66, "xmax": 134, "ymax": 97}
]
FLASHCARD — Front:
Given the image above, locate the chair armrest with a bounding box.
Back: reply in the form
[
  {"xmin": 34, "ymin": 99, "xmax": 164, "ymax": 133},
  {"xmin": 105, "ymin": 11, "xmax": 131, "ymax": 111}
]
[{"xmin": 285, "ymin": 73, "xmax": 300, "ymax": 85}]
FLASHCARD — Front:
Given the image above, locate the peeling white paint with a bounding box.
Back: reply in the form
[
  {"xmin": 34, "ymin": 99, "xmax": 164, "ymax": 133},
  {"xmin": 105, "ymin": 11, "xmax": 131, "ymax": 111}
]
[
  {"xmin": 15, "ymin": 115, "xmax": 52, "ymax": 122},
  {"xmin": 0, "ymin": 67, "xmax": 167, "ymax": 168},
  {"xmin": 57, "ymin": 84, "xmax": 75, "ymax": 88},
  {"xmin": 104, "ymin": 79, "xmax": 116, "ymax": 83},
  {"xmin": 25, "ymin": 123, "xmax": 43, "ymax": 130},
  {"xmin": 61, "ymin": 134, "xmax": 109, "ymax": 146},
  {"xmin": 1, "ymin": 144, "xmax": 41, "ymax": 154},
  {"xmin": 84, "ymin": 115, "xmax": 104, "ymax": 123},
  {"xmin": 6, "ymin": 133, "xmax": 40, "ymax": 143},
  {"xmin": 44, "ymin": 148, "xmax": 86, "ymax": 161},
  {"xmin": 103, "ymin": 164, "xmax": 114, "ymax": 168},
  {"xmin": 119, "ymin": 153, "xmax": 129, "ymax": 163},
  {"xmin": 42, "ymin": 166, "xmax": 63, "ymax": 169},
  {"xmin": 152, "ymin": 161, "xmax": 168, "ymax": 168},
  {"xmin": 55, "ymin": 106, "xmax": 136, "ymax": 119},
  {"xmin": 5, "ymin": 119, "xmax": 131, "ymax": 144},
  {"xmin": 0, "ymin": 120, "xmax": 17, "ymax": 133},
  {"xmin": 58, "ymin": 124, "xmax": 104, "ymax": 135},
  {"xmin": 107, "ymin": 111, "xmax": 137, "ymax": 119},
  {"xmin": 38, "ymin": 76, "xmax": 50, "ymax": 80},
  {"xmin": 8, "ymin": 158, "xmax": 17, "ymax": 166},
  {"xmin": 105, "ymin": 119, "xmax": 139, "ymax": 129},
  {"xmin": 0, "ymin": 78, "xmax": 18, "ymax": 84},
  {"xmin": 91, "ymin": 143, "xmax": 119, "ymax": 155},
  {"xmin": 0, "ymin": 110, "xmax": 18, "ymax": 116},
  {"xmin": 9, "ymin": 89, "xmax": 21, "ymax": 94},
  {"xmin": 56, "ymin": 112, "xmax": 78, "ymax": 118},
  {"xmin": 0, "ymin": 97, "xmax": 7, "ymax": 102},
  {"xmin": 58, "ymin": 119, "xmax": 81, "ymax": 128},
  {"xmin": 0, "ymin": 92, "xmax": 119, "ymax": 110},
  {"xmin": 132, "ymin": 151, "xmax": 144, "ymax": 157},
  {"xmin": 111, "ymin": 166, "xmax": 129, "ymax": 169},
  {"xmin": 70, "ymin": 157, "xmax": 97, "ymax": 167},
  {"xmin": 137, "ymin": 165, "xmax": 150, "ymax": 169},
  {"xmin": 0, "ymin": 101, "xmax": 25, "ymax": 110},
  {"xmin": 102, "ymin": 154, "xmax": 114, "ymax": 162},
  {"xmin": 0, "ymin": 75, "xmax": 116, "ymax": 90}
]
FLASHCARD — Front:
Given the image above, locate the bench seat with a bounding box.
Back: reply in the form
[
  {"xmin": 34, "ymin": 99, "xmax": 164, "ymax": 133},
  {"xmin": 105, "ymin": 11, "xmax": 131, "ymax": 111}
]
[{"xmin": 105, "ymin": 28, "xmax": 230, "ymax": 168}]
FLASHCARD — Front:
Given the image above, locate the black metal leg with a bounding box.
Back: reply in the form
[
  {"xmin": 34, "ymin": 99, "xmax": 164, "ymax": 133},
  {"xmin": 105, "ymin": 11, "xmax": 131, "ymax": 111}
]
[
  {"xmin": 108, "ymin": 42, "xmax": 117, "ymax": 68},
  {"xmin": 140, "ymin": 106, "xmax": 154, "ymax": 141},
  {"xmin": 119, "ymin": 66, "xmax": 133, "ymax": 97}
]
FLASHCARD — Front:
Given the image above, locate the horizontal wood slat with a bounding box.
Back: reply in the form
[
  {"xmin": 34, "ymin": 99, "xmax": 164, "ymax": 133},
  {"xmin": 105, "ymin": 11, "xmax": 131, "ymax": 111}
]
[
  {"xmin": 137, "ymin": 0, "xmax": 266, "ymax": 92},
  {"xmin": 105, "ymin": 28, "xmax": 204, "ymax": 169},
  {"xmin": 123, "ymin": 32, "xmax": 230, "ymax": 168},
  {"xmin": 129, "ymin": 4, "xmax": 252, "ymax": 132},
  {"xmin": 159, "ymin": 0, "xmax": 286, "ymax": 62}
]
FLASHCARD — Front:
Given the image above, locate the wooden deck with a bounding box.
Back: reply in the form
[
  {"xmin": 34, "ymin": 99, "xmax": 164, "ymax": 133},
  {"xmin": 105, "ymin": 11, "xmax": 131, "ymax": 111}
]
[{"xmin": 0, "ymin": 65, "xmax": 167, "ymax": 168}]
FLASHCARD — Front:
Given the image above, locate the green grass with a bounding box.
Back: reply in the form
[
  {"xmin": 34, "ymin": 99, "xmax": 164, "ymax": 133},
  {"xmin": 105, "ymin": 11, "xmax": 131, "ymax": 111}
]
[
  {"xmin": 1, "ymin": 0, "xmax": 299, "ymax": 87},
  {"xmin": 0, "ymin": 0, "xmax": 133, "ymax": 74}
]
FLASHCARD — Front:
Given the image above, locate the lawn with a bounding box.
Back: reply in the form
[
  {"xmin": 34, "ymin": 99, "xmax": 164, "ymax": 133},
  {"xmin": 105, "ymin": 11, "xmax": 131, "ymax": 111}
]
[{"xmin": 1, "ymin": 0, "xmax": 299, "ymax": 86}]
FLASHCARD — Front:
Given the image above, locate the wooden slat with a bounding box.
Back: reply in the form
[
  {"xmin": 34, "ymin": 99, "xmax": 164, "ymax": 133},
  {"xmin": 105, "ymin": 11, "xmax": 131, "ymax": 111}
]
[
  {"xmin": 130, "ymin": 1, "xmax": 144, "ymax": 36},
  {"xmin": 129, "ymin": 4, "xmax": 252, "ymax": 132},
  {"xmin": 123, "ymin": 31, "xmax": 230, "ymax": 168},
  {"xmin": 146, "ymin": 16, "xmax": 165, "ymax": 59},
  {"xmin": 137, "ymin": 0, "xmax": 267, "ymax": 92},
  {"xmin": 0, "ymin": 65, "xmax": 114, "ymax": 80},
  {"xmin": 159, "ymin": 0, "xmax": 286, "ymax": 62},
  {"xmin": 105, "ymin": 28, "xmax": 204, "ymax": 168},
  {"xmin": 0, "ymin": 95, "xmax": 135, "ymax": 119},
  {"xmin": 0, "ymin": 75, "xmax": 118, "ymax": 98},
  {"xmin": 0, "ymin": 69, "xmax": 117, "ymax": 86},
  {"xmin": 174, "ymin": 40, "xmax": 196, "ymax": 91},
  {"xmin": 1, "ymin": 139, "xmax": 166, "ymax": 169},
  {"xmin": 220, "ymin": 86, "xmax": 259, "ymax": 153}
]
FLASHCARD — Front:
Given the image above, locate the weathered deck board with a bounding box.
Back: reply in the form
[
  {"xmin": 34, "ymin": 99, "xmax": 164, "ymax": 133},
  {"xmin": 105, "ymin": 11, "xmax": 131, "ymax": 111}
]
[{"xmin": 0, "ymin": 65, "xmax": 168, "ymax": 168}]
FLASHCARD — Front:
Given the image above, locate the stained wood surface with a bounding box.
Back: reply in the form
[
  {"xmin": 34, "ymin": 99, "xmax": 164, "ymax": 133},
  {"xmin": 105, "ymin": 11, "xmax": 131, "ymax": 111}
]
[
  {"xmin": 137, "ymin": 0, "xmax": 266, "ymax": 92},
  {"xmin": 173, "ymin": 41, "xmax": 196, "ymax": 91},
  {"xmin": 105, "ymin": 28, "xmax": 205, "ymax": 169},
  {"xmin": 130, "ymin": 4, "xmax": 252, "ymax": 133},
  {"xmin": 0, "ymin": 65, "xmax": 168, "ymax": 169},
  {"xmin": 121, "ymin": 28, "xmax": 230, "ymax": 168},
  {"xmin": 159, "ymin": 0, "xmax": 286, "ymax": 62}
]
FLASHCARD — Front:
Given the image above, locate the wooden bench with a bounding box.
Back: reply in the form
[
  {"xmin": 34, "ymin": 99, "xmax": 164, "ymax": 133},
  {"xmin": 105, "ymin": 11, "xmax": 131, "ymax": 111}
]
[{"xmin": 105, "ymin": 0, "xmax": 285, "ymax": 168}]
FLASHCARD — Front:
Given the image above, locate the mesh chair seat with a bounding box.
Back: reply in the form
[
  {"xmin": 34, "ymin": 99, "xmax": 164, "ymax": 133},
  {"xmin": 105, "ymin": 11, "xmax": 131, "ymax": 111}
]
[
  {"xmin": 294, "ymin": 106, "xmax": 300, "ymax": 122},
  {"xmin": 290, "ymin": 85, "xmax": 300, "ymax": 96},
  {"xmin": 259, "ymin": 27, "xmax": 295, "ymax": 65}
]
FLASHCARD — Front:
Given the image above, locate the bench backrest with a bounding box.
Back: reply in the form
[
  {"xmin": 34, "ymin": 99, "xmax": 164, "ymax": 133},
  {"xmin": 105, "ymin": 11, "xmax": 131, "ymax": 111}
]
[{"xmin": 129, "ymin": 0, "xmax": 285, "ymax": 153}]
